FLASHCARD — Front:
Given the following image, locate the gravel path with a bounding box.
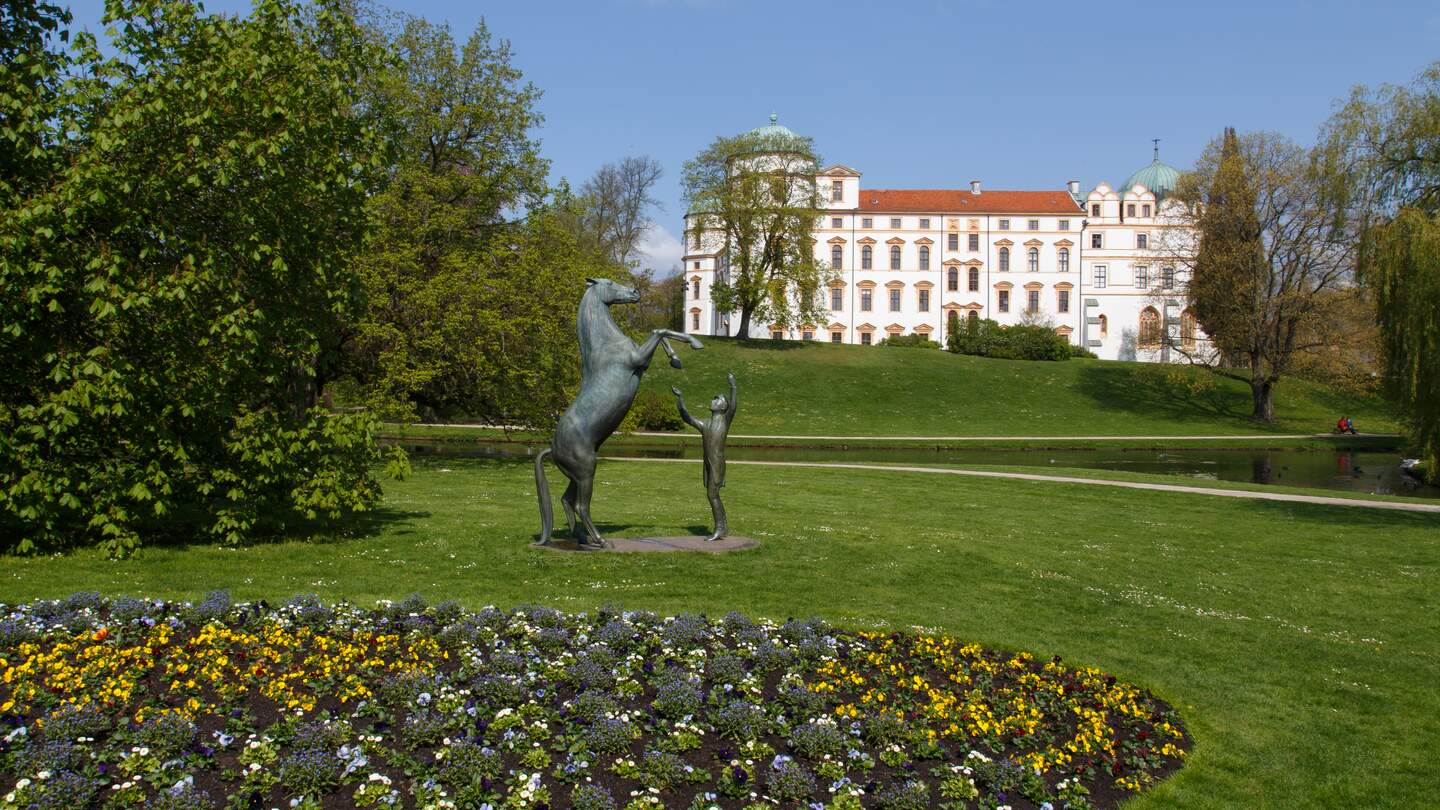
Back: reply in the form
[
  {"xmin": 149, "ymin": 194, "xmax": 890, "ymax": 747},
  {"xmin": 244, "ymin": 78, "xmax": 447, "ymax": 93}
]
[{"xmin": 607, "ymin": 457, "xmax": 1440, "ymax": 514}]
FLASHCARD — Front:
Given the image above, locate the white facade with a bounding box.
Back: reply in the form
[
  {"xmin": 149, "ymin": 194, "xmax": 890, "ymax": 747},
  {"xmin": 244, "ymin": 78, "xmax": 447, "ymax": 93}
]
[{"xmin": 682, "ymin": 126, "xmax": 1207, "ymax": 362}]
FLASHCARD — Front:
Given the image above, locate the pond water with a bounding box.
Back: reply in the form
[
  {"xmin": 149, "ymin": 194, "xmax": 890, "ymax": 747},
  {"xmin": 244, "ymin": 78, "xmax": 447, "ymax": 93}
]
[{"xmin": 392, "ymin": 438, "xmax": 1440, "ymax": 500}]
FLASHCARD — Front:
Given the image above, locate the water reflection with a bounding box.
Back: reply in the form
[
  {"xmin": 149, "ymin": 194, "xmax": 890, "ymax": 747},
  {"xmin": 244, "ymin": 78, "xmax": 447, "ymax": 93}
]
[{"xmin": 393, "ymin": 439, "xmax": 1440, "ymax": 500}]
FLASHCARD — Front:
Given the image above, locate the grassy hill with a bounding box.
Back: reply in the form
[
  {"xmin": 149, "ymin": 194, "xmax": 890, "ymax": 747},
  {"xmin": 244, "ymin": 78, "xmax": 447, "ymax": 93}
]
[{"xmin": 638, "ymin": 337, "xmax": 1397, "ymax": 436}]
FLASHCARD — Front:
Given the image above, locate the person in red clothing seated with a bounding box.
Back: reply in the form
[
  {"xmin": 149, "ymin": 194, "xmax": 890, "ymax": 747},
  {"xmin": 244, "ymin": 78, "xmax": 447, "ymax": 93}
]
[{"xmin": 1337, "ymin": 417, "xmax": 1347, "ymax": 433}]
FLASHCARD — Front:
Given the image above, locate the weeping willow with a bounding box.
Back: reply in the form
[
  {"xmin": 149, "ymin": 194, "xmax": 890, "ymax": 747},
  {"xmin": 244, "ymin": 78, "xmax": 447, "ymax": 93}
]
[{"xmin": 1362, "ymin": 208, "xmax": 1440, "ymax": 476}]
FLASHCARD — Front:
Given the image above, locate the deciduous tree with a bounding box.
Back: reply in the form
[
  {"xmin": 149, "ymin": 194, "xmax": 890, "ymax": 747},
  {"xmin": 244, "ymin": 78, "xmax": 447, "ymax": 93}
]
[
  {"xmin": 0, "ymin": 0, "xmax": 390, "ymax": 554},
  {"xmin": 1328, "ymin": 62, "xmax": 1440, "ymax": 473},
  {"xmin": 681, "ymin": 128, "xmax": 832, "ymax": 338},
  {"xmin": 343, "ymin": 15, "xmax": 612, "ymax": 427},
  {"xmin": 1173, "ymin": 129, "xmax": 1360, "ymax": 422}
]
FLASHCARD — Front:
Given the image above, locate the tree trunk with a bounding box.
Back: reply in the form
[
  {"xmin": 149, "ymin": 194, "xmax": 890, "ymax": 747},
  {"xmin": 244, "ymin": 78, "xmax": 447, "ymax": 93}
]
[
  {"xmin": 1250, "ymin": 376, "xmax": 1276, "ymax": 423},
  {"xmin": 735, "ymin": 306, "xmax": 753, "ymax": 339}
]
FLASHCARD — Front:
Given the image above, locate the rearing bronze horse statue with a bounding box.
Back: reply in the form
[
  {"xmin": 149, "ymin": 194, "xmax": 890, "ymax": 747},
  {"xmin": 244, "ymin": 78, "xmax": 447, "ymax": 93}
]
[{"xmin": 534, "ymin": 278, "xmax": 702, "ymax": 547}]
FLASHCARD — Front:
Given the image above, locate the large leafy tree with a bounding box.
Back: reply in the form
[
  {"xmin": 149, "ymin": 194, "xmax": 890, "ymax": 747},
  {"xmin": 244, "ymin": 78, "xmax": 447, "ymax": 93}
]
[
  {"xmin": 344, "ymin": 16, "xmax": 614, "ymax": 427},
  {"xmin": 1175, "ymin": 128, "xmax": 1360, "ymax": 422},
  {"xmin": 0, "ymin": 0, "xmax": 390, "ymax": 555},
  {"xmin": 682, "ymin": 129, "xmax": 831, "ymax": 338},
  {"xmin": 1329, "ymin": 62, "xmax": 1440, "ymax": 474}
]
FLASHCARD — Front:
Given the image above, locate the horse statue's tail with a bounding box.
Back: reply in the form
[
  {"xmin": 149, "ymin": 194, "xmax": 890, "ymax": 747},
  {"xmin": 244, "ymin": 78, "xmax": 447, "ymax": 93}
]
[{"xmin": 534, "ymin": 447, "xmax": 554, "ymax": 545}]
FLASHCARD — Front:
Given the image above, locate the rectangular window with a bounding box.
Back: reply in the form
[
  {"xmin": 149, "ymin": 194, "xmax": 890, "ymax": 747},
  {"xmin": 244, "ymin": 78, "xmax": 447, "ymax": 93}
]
[
  {"xmin": 1127, "ymin": 203, "xmax": 1136, "ymax": 218},
  {"xmin": 1162, "ymin": 266, "xmax": 1175, "ymax": 290},
  {"xmin": 861, "ymin": 289, "xmax": 873, "ymax": 311},
  {"xmin": 1091, "ymin": 203, "xmax": 1101, "ymax": 217},
  {"xmin": 998, "ymin": 290, "xmax": 1010, "ymax": 312},
  {"xmin": 1091, "ymin": 232, "xmax": 1103, "ymax": 249},
  {"xmin": 889, "ymin": 289, "xmax": 901, "ymax": 312},
  {"xmin": 948, "ymin": 233, "xmax": 959, "ymax": 250},
  {"xmin": 968, "ymin": 268, "xmax": 979, "ymax": 292},
  {"xmin": 860, "ymin": 331, "xmax": 872, "ymax": 346},
  {"xmin": 890, "ymin": 217, "xmax": 902, "ymax": 228},
  {"xmin": 968, "ymin": 233, "xmax": 980, "ymax": 251},
  {"xmin": 1058, "ymin": 290, "xmax": 1070, "ymax": 313},
  {"xmin": 918, "ymin": 289, "xmax": 930, "ymax": 312},
  {"xmin": 1142, "ymin": 204, "xmax": 1152, "ymax": 217},
  {"xmin": 1094, "ymin": 265, "xmax": 1108, "ymax": 288},
  {"xmin": 771, "ymin": 330, "xmax": 783, "ymax": 340},
  {"xmin": 1027, "ymin": 290, "xmax": 1040, "ymax": 313},
  {"xmin": 998, "ymin": 219, "xmax": 1010, "ymax": 230},
  {"xmin": 862, "ymin": 217, "xmax": 873, "ymax": 228},
  {"xmin": 691, "ymin": 311, "xmax": 700, "ymax": 330},
  {"xmin": 1137, "ymin": 233, "xmax": 1149, "ymax": 249},
  {"xmin": 831, "ymin": 181, "xmax": 843, "ymax": 202},
  {"xmin": 1135, "ymin": 265, "xmax": 1149, "ymax": 288},
  {"xmin": 693, "ymin": 260, "xmax": 701, "ymax": 269},
  {"xmin": 831, "ymin": 217, "xmax": 843, "ymax": 228},
  {"xmin": 919, "ymin": 218, "xmax": 930, "ymax": 229},
  {"xmin": 830, "ymin": 331, "xmax": 842, "ymax": 343},
  {"xmin": 1058, "ymin": 219, "xmax": 1070, "ymax": 231},
  {"xmin": 1027, "ymin": 219, "xmax": 1039, "ymax": 231},
  {"xmin": 830, "ymin": 287, "xmax": 843, "ymax": 311},
  {"xmin": 802, "ymin": 330, "xmax": 814, "ymax": 341}
]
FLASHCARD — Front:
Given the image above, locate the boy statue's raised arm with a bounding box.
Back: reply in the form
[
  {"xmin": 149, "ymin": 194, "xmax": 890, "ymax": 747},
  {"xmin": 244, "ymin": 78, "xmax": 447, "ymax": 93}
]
[
  {"xmin": 725, "ymin": 373, "xmax": 738, "ymax": 420},
  {"xmin": 671, "ymin": 387, "xmax": 705, "ymax": 431}
]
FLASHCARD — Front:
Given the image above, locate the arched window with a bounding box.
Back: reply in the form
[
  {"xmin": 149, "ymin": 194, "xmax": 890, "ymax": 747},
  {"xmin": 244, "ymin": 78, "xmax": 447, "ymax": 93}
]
[
  {"xmin": 1098, "ymin": 314, "xmax": 1108, "ymax": 338},
  {"xmin": 947, "ymin": 267, "xmax": 958, "ymax": 291},
  {"xmin": 692, "ymin": 278, "xmax": 700, "ymax": 299},
  {"xmin": 1181, "ymin": 309, "xmax": 1197, "ymax": 351},
  {"xmin": 1058, "ymin": 247, "xmax": 1070, "ymax": 272},
  {"xmin": 999, "ymin": 247, "xmax": 1010, "ymax": 271},
  {"xmin": 947, "ymin": 310, "xmax": 960, "ymax": 329},
  {"xmin": 831, "ymin": 244, "xmax": 842, "ymax": 269},
  {"xmin": 1139, "ymin": 307, "xmax": 1161, "ymax": 348},
  {"xmin": 967, "ymin": 267, "xmax": 979, "ymax": 291},
  {"xmin": 862, "ymin": 245, "xmax": 872, "ymax": 269},
  {"xmin": 1027, "ymin": 247, "xmax": 1039, "ymax": 272},
  {"xmin": 967, "ymin": 310, "xmax": 979, "ymax": 324},
  {"xmin": 919, "ymin": 246, "xmax": 930, "ymax": 270},
  {"xmin": 890, "ymin": 245, "xmax": 901, "ymax": 270}
]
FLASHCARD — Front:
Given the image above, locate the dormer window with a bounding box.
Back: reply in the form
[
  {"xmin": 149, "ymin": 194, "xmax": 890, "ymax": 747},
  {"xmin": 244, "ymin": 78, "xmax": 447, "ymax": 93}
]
[
  {"xmin": 1126, "ymin": 203, "xmax": 1136, "ymax": 217},
  {"xmin": 1142, "ymin": 204, "xmax": 1152, "ymax": 217},
  {"xmin": 831, "ymin": 181, "xmax": 843, "ymax": 202},
  {"xmin": 1091, "ymin": 204, "xmax": 1101, "ymax": 217}
]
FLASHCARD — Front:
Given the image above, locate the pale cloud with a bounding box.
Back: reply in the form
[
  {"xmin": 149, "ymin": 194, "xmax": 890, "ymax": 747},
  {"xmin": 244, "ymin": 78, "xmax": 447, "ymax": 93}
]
[{"xmin": 635, "ymin": 222, "xmax": 685, "ymax": 275}]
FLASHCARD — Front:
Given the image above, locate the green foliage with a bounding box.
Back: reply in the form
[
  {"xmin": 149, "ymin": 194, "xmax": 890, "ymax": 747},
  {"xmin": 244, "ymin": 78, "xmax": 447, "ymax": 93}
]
[
  {"xmin": 343, "ymin": 15, "xmax": 612, "ymax": 429},
  {"xmin": 0, "ymin": 0, "xmax": 388, "ymax": 555},
  {"xmin": 681, "ymin": 128, "xmax": 832, "ymax": 337},
  {"xmin": 876, "ymin": 334, "xmax": 939, "ymax": 349},
  {"xmin": 945, "ymin": 318, "xmax": 1070, "ymax": 361}
]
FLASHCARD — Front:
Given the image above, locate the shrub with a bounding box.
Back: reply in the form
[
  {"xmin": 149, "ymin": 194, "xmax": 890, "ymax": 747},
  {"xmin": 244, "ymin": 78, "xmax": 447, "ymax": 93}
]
[
  {"xmin": 621, "ymin": 388, "xmax": 685, "ymax": 432},
  {"xmin": 877, "ymin": 334, "xmax": 940, "ymax": 349},
  {"xmin": 946, "ymin": 317, "xmax": 1072, "ymax": 361}
]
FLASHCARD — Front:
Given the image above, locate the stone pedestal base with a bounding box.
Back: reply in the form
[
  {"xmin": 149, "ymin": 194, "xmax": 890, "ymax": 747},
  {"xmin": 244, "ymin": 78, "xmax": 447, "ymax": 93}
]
[{"xmin": 535, "ymin": 535, "xmax": 758, "ymax": 553}]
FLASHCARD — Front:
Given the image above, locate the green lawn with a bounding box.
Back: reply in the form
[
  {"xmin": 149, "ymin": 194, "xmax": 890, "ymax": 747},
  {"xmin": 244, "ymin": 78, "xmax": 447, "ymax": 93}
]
[
  {"xmin": 4, "ymin": 458, "xmax": 1438, "ymax": 809},
  {"xmin": 610, "ymin": 337, "xmax": 1397, "ymax": 437}
]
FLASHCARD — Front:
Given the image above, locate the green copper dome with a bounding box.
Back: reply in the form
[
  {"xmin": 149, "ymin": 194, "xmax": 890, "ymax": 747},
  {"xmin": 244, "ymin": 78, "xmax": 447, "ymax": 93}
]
[
  {"xmin": 1121, "ymin": 151, "xmax": 1181, "ymax": 198},
  {"xmin": 747, "ymin": 113, "xmax": 797, "ymax": 140}
]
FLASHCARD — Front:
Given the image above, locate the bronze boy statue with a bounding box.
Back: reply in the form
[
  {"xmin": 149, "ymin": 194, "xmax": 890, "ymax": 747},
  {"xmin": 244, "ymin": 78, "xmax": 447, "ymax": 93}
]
[{"xmin": 671, "ymin": 373, "xmax": 737, "ymax": 541}]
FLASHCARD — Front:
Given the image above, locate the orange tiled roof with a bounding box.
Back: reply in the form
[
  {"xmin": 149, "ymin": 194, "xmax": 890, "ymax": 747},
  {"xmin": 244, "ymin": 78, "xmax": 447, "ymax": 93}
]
[{"xmin": 857, "ymin": 189, "xmax": 1083, "ymax": 214}]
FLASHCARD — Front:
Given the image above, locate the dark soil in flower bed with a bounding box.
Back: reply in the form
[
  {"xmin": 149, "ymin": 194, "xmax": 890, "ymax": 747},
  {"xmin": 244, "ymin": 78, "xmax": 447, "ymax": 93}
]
[{"xmin": 0, "ymin": 593, "xmax": 1187, "ymax": 809}]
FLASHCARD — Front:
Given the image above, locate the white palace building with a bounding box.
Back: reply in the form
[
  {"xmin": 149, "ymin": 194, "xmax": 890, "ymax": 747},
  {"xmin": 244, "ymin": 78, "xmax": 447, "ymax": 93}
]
[{"xmin": 682, "ymin": 117, "xmax": 1205, "ymax": 363}]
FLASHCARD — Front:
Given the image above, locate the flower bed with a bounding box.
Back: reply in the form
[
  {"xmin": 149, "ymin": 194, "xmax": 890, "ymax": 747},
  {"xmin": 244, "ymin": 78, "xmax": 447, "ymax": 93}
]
[{"xmin": 0, "ymin": 594, "xmax": 1187, "ymax": 809}]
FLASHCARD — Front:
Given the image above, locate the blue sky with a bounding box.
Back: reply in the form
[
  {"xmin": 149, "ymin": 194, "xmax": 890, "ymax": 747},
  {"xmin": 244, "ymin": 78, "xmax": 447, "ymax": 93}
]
[{"xmin": 64, "ymin": 0, "xmax": 1440, "ymax": 273}]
